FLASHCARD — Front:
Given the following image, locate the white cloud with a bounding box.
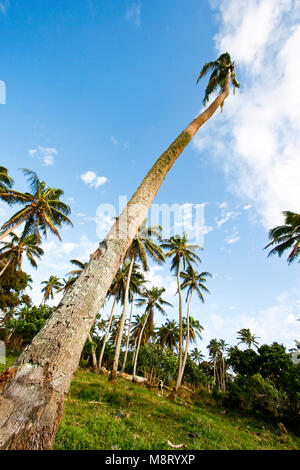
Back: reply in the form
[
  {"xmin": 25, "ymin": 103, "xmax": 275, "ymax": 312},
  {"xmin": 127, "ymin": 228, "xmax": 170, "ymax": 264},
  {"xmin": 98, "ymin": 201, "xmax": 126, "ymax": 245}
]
[
  {"xmin": 215, "ymin": 206, "xmax": 240, "ymax": 228},
  {"xmin": 125, "ymin": 2, "xmax": 142, "ymax": 27},
  {"xmin": 144, "ymin": 266, "xmax": 177, "ymax": 302},
  {"xmin": 80, "ymin": 170, "xmax": 108, "ymax": 189},
  {"xmin": 196, "ymin": 0, "xmax": 300, "ymax": 228},
  {"xmin": 29, "ymin": 146, "xmax": 57, "ymax": 166},
  {"xmin": 225, "ymin": 230, "xmax": 240, "ymax": 244}
]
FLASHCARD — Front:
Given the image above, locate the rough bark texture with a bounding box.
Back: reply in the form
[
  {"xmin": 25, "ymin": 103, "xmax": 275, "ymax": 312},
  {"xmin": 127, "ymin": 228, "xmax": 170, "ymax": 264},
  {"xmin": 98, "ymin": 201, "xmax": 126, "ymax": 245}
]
[{"xmin": 0, "ymin": 72, "xmax": 231, "ymax": 449}]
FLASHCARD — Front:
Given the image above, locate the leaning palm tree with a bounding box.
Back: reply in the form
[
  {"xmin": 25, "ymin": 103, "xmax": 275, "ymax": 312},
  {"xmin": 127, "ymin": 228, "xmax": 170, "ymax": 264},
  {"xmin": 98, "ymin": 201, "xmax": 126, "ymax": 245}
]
[
  {"xmin": 0, "ymin": 232, "xmax": 44, "ymax": 277},
  {"xmin": 0, "ymin": 53, "xmax": 239, "ymax": 449},
  {"xmin": 156, "ymin": 319, "xmax": 180, "ymax": 352},
  {"xmin": 237, "ymin": 328, "xmax": 260, "ymax": 349},
  {"xmin": 265, "ymin": 211, "xmax": 300, "ymax": 264},
  {"xmin": 0, "ymin": 169, "xmax": 72, "ymax": 242},
  {"xmin": 161, "ymin": 234, "xmax": 201, "ymax": 398},
  {"xmin": 133, "ymin": 287, "xmax": 172, "ymax": 380},
  {"xmin": 41, "ymin": 276, "xmax": 63, "ymax": 304},
  {"xmin": 110, "ymin": 220, "xmax": 164, "ymax": 383}
]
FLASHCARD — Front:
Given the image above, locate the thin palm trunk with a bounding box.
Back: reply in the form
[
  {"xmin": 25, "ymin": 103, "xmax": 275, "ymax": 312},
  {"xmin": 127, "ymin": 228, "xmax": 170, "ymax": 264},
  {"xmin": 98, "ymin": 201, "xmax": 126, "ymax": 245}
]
[
  {"xmin": 177, "ymin": 260, "xmax": 183, "ymax": 375},
  {"xmin": 98, "ymin": 295, "xmax": 117, "ymax": 371},
  {"xmin": 121, "ymin": 301, "xmax": 133, "ymax": 373},
  {"xmin": 88, "ymin": 333, "xmax": 98, "ymax": 374},
  {"xmin": 177, "ymin": 288, "xmax": 193, "ymax": 388},
  {"xmin": 0, "ymin": 256, "xmax": 12, "ymax": 277},
  {"xmin": 132, "ymin": 337, "xmax": 138, "ymax": 365},
  {"xmin": 0, "ymin": 72, "xmax": 231, "ymax": 449},
  {"xmin": 213, "ymin": 357, "xmax": 216, "ymax": 385},
  {"xmin": 110, "ymin": 256, "xmax": 134, "ymax": 383},
  {"xmin": 0, "ymin": 218, "xmax": 25, "ymax": 242},
  {"xmin": 169, "ymin": 259, "xmax": 183, "ymax": 399},
  {"xmin": 132, "ymin": 310, "xmax": 150, "ymax": 380}
]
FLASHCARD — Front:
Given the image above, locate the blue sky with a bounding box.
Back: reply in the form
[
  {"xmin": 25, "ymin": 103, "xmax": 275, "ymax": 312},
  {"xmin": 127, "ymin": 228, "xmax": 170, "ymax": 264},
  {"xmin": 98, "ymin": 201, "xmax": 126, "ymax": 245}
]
[{"xmin": 1, "ymin": 0, "xmax": 300, "ymax": 355}]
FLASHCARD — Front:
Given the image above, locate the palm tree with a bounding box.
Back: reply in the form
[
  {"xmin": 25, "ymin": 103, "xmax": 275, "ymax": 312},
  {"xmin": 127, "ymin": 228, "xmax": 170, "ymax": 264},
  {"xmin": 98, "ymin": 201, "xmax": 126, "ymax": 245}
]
[
  {"xmin": 0, "ymin": 166, "xmax": 13, "ymax": 192},
  {"xmin": 207, "ymin": 338, "xmax": 228, "ymax": 391},
  {"xmin": 0, "ymin": 232, "xmax": 44, "ymax": 277},
  {"xmin": 41, "ymin": 276, "xmax": 63, "ymax": 304},
  {"xmin": 190, "ymin": 347, "xmax": 204, "ymax": 365},
  {"xmin": 121, "ymin": 269, "xmax": 146, "ymax": 372},
  {"xmin": 207, "ymin": 339, "xmax": 220, "ymax": 386},
  {"xmin": 161, "ymin": 234, "xmax": 201, "ymax": 398},
  {"xmin": 0, "ymin": 169, "xmax": 72, "ymax": 242},
  {"xmin": 131, "ymin": 313, "xmax": 149, "ymax": 347},
  {"xmin": 110, "ymin": 220, "xmax": 164, "ymax": 383},
  {"xmin": 237, "ymin": 328, "xmax": 260, "ymax": 349},
  {"xmin": 197, "ymin": 52, "xmax": 239, "ymax": 109},
  {"xmin": 183, "ymin": 316, "xmax": 203, "ymax": 344},
  {"xmin": 265, "ymin": 211, "xmax": 300, "ymax": 264},
  {"xmin": 173, "ymin": 267, "xmax": 210, "ymax": 395},
  {"xmin": 0, "ymin": 54, "xmax": 240, "ymax": 448},
  {"xmin": 56, "ymin": 277, "xmax": 76, "ymax": 295},
  {"xmin": 133, "ymin": 287, "xmax": 172, "ymax": 379},
  {"xmin": 156, "ymin": 319, "xmax": 180, "ymax": 352},
  {"xmin": 98, "ymin": 263, "xmax": 144, "ymax": 371}
]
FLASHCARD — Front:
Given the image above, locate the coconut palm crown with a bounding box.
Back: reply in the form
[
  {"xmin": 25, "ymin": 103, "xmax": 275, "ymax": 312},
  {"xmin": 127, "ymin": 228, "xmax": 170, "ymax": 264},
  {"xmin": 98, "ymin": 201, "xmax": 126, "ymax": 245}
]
[
  {"xmin": 265, "ymin": 211, "xmax": 300, "ymax": 264},
  {"xmin": 197, "ymin": 52, "xmax": 240, "ymax": 108},
  {"xmin": 0, "ymin": 169, "xmax": 72, "ymax": 243}
]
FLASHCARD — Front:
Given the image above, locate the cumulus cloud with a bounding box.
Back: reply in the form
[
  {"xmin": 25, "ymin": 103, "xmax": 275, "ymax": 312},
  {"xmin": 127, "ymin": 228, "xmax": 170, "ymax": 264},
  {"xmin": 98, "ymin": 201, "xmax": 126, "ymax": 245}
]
[
  {"xmin": 80, "ymin": 170, "xmax": 108, "ymax": 189},
  {"xmin": 195, "ymin": 0, "xmax": 300, "ymax": 228}
]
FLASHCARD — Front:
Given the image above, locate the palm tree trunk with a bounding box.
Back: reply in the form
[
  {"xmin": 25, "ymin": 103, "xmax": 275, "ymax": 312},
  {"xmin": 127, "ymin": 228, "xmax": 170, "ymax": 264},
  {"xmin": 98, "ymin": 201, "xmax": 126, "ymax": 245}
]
[
  {"xmin": 88, "ymin": 334, "xmax": 98, "ymax": 374},
  {"xmin": 121, "ymin": 301, "xmax": 133, "ymax": 373},
  {"xmin": 98, "ymin": 295, "xmax": 116, "ymax": 371},
  {"xmin": 169, "ymin": 260, "xmax": 183, "ymax": 400},
  {"xmin": 213, "ymin": 357, "xmax": 216, "ymax": 385},
  {"xmin": 177, "ymin": 288, "xmax": 194, "ymax": 390},
  {"xmin": 132, "ymin": 311, "xmax": 150, "ymax": 380},
  {"xmin": 0, "ymin": 256, "xmax": 12, "ymax": 277},
  {"xmin": 132, "ymin": 337, "xmax": 137, "ymax": 365},
  {"xmin": 0, "ymin": 72, "xmax": 231, "ymax": 450},
  {"xmin": 0, "ymin": 219, "xmax": 25, "ymax": 242},
  {"xmin": 109, "ymin": 256, "xmax": 134, "ymax": 383}
]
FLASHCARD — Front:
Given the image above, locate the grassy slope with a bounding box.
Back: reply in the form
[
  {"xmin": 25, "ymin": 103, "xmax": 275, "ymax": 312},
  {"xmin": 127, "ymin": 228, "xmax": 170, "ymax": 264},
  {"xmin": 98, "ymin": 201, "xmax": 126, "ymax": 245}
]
[{"xmin": 1, "ymin": 353, "xmax": 299, "ymax": 450}]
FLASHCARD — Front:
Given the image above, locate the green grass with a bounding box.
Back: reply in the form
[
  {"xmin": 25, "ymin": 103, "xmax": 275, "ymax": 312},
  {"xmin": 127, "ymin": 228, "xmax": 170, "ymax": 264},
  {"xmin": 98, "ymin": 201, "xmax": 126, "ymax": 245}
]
[
  {"xmin": 54, "ymin": 368, "xmax": 300, "ymax": 450},
  {"xmin": 2, "ymin": 352, "xmax": 299, "ymax": 450}
]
